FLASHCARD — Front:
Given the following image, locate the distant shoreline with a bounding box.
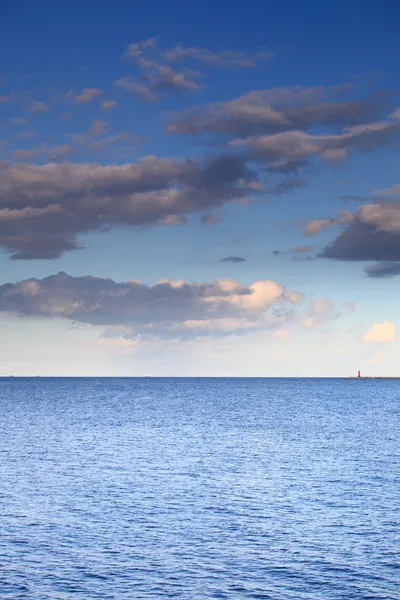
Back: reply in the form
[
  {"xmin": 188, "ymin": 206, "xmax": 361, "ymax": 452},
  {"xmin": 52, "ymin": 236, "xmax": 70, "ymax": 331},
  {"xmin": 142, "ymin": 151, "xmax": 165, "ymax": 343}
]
[{"xmin": 2, "ymin": 376, "xmax": 400, "ymax": 380}]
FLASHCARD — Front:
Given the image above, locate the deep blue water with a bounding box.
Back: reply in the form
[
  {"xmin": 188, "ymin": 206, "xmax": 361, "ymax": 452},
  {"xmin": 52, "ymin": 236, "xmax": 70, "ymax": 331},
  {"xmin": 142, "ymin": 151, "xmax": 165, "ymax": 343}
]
[{"xmin": 0, "ymin": 377, "xmax": 399, "ymax": 599}]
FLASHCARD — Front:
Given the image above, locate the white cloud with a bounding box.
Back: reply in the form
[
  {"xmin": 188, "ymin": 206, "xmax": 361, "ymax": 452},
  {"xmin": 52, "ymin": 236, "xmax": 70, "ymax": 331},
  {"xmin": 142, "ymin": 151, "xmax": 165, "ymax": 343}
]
[{"xmin": 362, "ymin": 321, "xmax": 396, "ymax": 343}]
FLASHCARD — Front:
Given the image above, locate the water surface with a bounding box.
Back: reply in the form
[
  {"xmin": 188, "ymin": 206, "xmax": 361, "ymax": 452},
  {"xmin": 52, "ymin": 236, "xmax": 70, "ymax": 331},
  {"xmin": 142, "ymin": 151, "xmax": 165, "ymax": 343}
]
[{"xmin": 1, "ymin": 377, "xmax": 399, "ymax": 599}]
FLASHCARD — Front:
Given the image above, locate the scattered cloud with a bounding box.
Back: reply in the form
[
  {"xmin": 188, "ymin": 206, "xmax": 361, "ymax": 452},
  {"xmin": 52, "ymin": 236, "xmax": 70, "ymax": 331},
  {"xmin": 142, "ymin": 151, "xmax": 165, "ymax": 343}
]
[
  {"xmin": 0, "ymin": 154, "xmax": 256, "ymax": 259},
  {"xmin": 309, "ymin": 201, "xmax": 400, "ymax": 263},
  {"xmin": 12, "ymin": 148, "xmax": 43, "ymax": 162},
  {"xmin": 47, "ymin": 144, "xmax": 74, "ymax": 161},
  {"xmin": 0, "ymin": 272, "xmax": 303, "ymax": 339},
  {"xmin": 374, "ymin": 183, "xmax": 400, "ymax": 197},
  {"xmin": 272, "ymin": 328, "xmax": 292, "ymax": 340},
  {"xmin": 166, "ymin": 86, "xmax": 399, "ymax": 195},
  {"xmin": 201, "ymin": 214, "xmax": 223, "ymax": 227},
  {"xmin": 219, "ymin": 256, "xmax": 248, "ymax": 263},
  {"xmin": 97, "ymin": 336, "xmax": 141, "ymax": 354},
  {"xmin": 364, "ymin": 262, "xmax": 400, "ymax": 278},
  {"xmin": 88, "ymin": 119, "xmax": 108, "ymax": 136},
  {"xmin": 303, "ymin": 210, "xmax": 353, "ymax": 235},
  {"xmin": 274, "ymin": 245, "xmax": 313, "ymax": 256},
  {"xmin": 120, "ymin": 39, "xmax": 271, "ymax": 103},
  {"xmin": 362, "ymin": 320, "xmax": 396, "ymax": 343},
  {"xmin": 27, "ymin": 101, "xmax": 48, "ymax": 114},
  {"xmin": 166, "ymin": 86, "xmax": 391, "ymax": 137},
  {"xmin": 101, "ymin": 100, "xmax": 117, "ymax": 111},
  {"xmin": 73, "ymin": 88, "xmax": 102, "ymax": 105},
  {"xmin": 300, "ymin": 299, "xmax": 336, "ymax": 328},
  {"xmin": 158, "ymin": 214, "xmax": 187, "ymax": 226},
  {"xmin": 161, "ymin": 43, "xmax": 273, "ymax": 69}
]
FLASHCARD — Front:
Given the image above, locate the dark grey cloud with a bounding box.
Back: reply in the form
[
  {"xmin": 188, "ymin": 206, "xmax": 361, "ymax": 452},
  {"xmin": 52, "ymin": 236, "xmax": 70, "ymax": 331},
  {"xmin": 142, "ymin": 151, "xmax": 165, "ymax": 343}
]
[
  {"xmin": 0, "ymin": 154, "xmax": 257, "ymax": 259},
  {"xmin": 365, "ymin": 262, "xmax": 400, "ymax": 278},
  {"xmin": 313, "ymin": 202, "xmax": 400, "ymax": 263},
  {"xmin": 320, "ymin": 221, "xmax": 400, "ymax": 262},
  {"xmin": 219, "ymin": 256, "xmax": 248, "ymax": 263},
  {"xmin": 0, "ymin": 272, "xmax": 299, "ymax": 338}
]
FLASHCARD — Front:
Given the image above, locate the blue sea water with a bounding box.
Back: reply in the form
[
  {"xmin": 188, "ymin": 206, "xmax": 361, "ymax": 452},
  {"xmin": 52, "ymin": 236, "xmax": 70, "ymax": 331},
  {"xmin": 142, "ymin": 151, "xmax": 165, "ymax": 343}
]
[{"xmin": 0, "ymin": 377, "xmax": 399, "ymax": 600}]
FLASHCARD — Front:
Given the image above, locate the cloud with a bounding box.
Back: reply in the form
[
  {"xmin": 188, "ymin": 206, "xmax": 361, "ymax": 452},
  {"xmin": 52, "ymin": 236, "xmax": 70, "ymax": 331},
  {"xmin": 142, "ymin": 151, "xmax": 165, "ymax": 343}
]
[
  {"xmin": 273, "ymin": 245, "xmax": 312, "ymax": 256},
  {"xmin": 101, "ymin": 100, "xmax": 117, "ymax": 111},
  {"xmin": 158, "ymin": 214, "xmax": 187, "ymax": 226},
  {"xmin": 166, "ymin": 86, "xmax": 391, "ymax": 137},
  {"xmin": 362, "ymin": 320, "xmax": 396, "ymax": 343},
  {"xmin": 161, "ymin": 44, "xmax": 273, "ymax": 69},
  {"xmin": 114, "ymin": 65, "xmax": 199, "ymax": 101},
  {"xmin": 123, "ymin": 38, "xmax": 270, "ymax": 75},
  {"xmin": 12, "ymin": 148, "xmax": 43, "ymax": 162},
  {"xmin": 0, "ymin": 95, "xmax": 11, "ymax": 103},
  {"xmin": 73, "ymin": 88, "xmax": 102, "ymax": 104},
  {"xmin": 303, "ymin": 211, "xmax": 354, "ymax": 235},
  {"xmin": 295, "ymin": 245, "xmax": 312, "ymax": 253},
  {"xmin": 114, "ymin": 77, "xmax": 158, "ymax": 101},
  {"xmin": 88, "ymin": 119, "xmax": 108, "ymax": 136},
  {"xmin": 364, "ymin": 262, "xmax": 400, "ymax": 278},
  {"xmin": 97, "ymin": 336, "xmax": 141, "ymax": 354},
  {"xmin": 0, "ymin": 272, "xmax": 302, "ymax": 339},
  {"xmin": 0, "ymin": 154, "xmax": 256, "ymax": 259},
  {"xmin": 300, "ymin": 298, "xmax": 336, "ymax": 328},
  {"xmin": 229, "ymin": 117, "xmax": 400, "ymax": 165},
  {"xmin": 166, "ymin": 87, "xmax": 399, "ymax": 193},
  {"xmin": 219, "ymin": 256, "xmax": 247, "ymax": 263},
  {"xmin": 313, "ymin": 202, "xmax": 400, "ymax": 262},
  {"xmin": 201, "ymin": 214, "xmax": 223, "ymax": 227},
  {"xmin": 342, "ymin": 302, "xmax": 356, "ymax": 312},
  {"xmin": 374, "ymin": 183, "xmax": 400, "ymax": 197},
  {"xmin": 47, "ymin": 144, "xmax": 74, "ymax": 161},
  {"xmin": 118, "ymin": 39, "xmax": 216, "ymax": 100},
  {"xmin": 272, "ymin": 328, "xmax": 292, "ymax": 340},
  {"xmin": 11, "ymin": 144, "xmax": 74, "ymax": 163},
  {"xmin": 27, "ymin": 101, "xmax": 48, "ymax": 114}
]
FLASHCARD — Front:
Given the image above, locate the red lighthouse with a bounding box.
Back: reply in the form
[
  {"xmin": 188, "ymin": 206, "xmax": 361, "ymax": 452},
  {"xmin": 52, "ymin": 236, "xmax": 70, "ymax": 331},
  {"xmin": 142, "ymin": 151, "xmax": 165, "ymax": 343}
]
[{"xmin": 357, "ymin": 370, "xmax": 361, "ymax": 378}]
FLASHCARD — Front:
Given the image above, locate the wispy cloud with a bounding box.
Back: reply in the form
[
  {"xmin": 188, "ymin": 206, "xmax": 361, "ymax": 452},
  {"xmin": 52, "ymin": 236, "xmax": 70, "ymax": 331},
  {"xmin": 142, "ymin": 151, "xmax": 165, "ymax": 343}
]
[{"xmin": 73, "ymin": 88, "xmax": 102, "ymax": 104}]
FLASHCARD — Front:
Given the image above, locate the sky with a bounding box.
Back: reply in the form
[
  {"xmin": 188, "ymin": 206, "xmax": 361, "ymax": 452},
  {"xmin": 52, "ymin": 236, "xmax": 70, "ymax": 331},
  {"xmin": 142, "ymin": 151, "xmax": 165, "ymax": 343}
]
[{"xmin": 1, "ymin": 0, "xmax": 400, "ymax": 376}]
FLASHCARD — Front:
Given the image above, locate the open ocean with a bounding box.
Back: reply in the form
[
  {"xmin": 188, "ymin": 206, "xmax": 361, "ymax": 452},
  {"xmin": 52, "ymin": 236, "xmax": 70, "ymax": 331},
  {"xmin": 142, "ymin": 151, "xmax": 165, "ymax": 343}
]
[{"xmin": 0, "ymin": 377, "xmax": 399, "ymax": 599}]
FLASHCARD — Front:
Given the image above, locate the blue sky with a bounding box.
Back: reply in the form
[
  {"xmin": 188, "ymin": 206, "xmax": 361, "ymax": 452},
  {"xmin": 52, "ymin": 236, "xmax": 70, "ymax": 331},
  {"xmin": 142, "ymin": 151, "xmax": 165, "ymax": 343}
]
[{"xmin": 1, "ymin": 0, "xmax": 400, "ymax": 375}]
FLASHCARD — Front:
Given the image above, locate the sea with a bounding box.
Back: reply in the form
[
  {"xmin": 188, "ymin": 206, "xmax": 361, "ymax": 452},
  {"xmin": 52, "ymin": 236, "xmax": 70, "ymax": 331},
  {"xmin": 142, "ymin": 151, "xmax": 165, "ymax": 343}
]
[{"xmin": 0, "ymin": 377, "xmax": 399, "ymax": 599}]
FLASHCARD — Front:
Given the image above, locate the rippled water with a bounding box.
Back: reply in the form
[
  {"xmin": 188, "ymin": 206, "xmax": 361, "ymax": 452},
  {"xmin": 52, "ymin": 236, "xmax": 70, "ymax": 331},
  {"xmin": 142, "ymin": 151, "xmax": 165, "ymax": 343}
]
[{"xmin": 1, "ymin": 377, "xmax": 399, "ymax": 599}]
